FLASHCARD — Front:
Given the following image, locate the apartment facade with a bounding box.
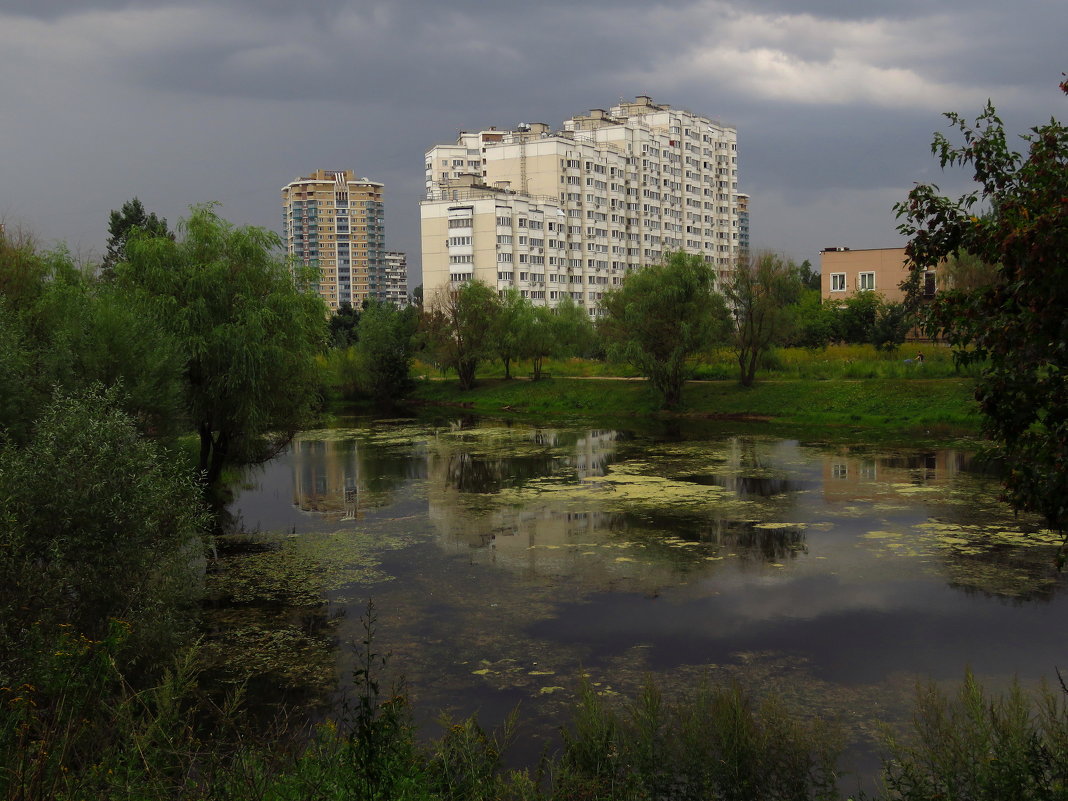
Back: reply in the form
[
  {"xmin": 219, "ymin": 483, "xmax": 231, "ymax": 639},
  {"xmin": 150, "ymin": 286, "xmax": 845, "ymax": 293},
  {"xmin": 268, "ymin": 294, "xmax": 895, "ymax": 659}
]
[
  {"xmin": 383, "ymin": 251, "xmax": 409, "ymax": 307},
  {"xmin": 281, "ymin": 170, "xmax": 386, "ymax": 310},
  {"xmin": 421, "ymin": 96, "xmax": 741, "ymax": 315},
  {"xmin": 820, "ymin": 247, "xmax": 936, "ymax": 303},
  {"xmin": 737, "ymin": 193, "xmax": 750, "ymax": 261}
]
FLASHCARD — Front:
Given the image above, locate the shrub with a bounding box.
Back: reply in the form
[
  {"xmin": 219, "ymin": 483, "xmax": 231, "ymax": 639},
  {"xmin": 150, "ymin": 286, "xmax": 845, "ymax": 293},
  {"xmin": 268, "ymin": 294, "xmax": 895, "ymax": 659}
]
[
  {"xmin": 882, "ymin": 672, "xmax": 1068, "ymax": 801},
  {"xmin": 556, "ymin": 678, "xmax": 841, "ymax": 801}
]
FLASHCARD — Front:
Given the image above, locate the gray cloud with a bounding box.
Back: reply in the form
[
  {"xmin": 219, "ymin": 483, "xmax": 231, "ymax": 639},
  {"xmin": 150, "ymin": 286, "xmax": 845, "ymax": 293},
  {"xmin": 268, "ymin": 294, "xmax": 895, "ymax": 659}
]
[{"xmin": 1, "ymin": 0, "xmax": 1064, "ymax": 279}]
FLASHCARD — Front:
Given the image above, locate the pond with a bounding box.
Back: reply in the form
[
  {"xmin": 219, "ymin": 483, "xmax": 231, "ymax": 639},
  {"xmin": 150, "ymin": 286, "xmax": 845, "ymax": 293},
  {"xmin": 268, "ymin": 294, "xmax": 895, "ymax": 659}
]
[{"xmin": 213, "ymin": 415, "xmax": 1068, "ymax": 792}]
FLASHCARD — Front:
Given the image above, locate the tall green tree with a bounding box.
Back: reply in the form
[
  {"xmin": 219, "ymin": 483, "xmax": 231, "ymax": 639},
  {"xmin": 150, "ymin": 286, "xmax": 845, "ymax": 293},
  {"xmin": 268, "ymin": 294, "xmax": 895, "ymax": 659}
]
[
  {"xmin": 599, "ymin": 252, "xmax": 730, "ymax": 408},
  {"xmin": 786, "ymin": 289, "xmax": 836, "ymax": 350},
  {"xmin": 895, "ymin": 77, "xmax": 1068, "ymax": 531},
  {"xmin": 869, "ymin": 300, "xmax": 912, "ymax": 352},
  {"xmin": 0, "ymin": 231, "xmax": 184, "ymax": 442},
  {"xmin": 520, "ymin": 304, "xmax": 557, "ymax": 381},
  {"xmin": 725, "ymin": 251, "xmax": 803, "ymax": 387},
  {"xmin": 354, "ymin": 300, "xmax": 416, "ymax": 407},
  {"xmin": 552, "ymin": 292, "xmax": 597, "ymax": 360},
  {"xmin": 937, "ymin": 249, "xmax": 1002, "ymax": 293},
  {"xmin": 491, "ymin": 288, "xmax": 532, "ymax": 380},
  {"xmin": 101, "ymin": 197, "xmax": 171, "ymax": 277},
  {"xmin": 119, "ymin": 205, "xmax": 327, "ymax": 486},
  {"xmin": 797, "ymin": 259, "xmax": 821, "ymax": 291},
  {"xmin": 833, "ymin": 291, "xmax": 882, "ymax": 344},
  {"xmin": 328, "ymin": 302, "xmax": 361, "ymax": 348},
  {"xmin": 421, "ymin": 280, "xmax": 500, "ymax": 390}
]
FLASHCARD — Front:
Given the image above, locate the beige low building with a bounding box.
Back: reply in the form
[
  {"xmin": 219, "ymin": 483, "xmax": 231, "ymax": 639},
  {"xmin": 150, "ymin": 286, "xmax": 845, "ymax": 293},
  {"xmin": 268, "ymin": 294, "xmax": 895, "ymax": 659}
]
[
  {"xmin": 820, "ymin": 246, "xmax": 937, "ymax": 303},
  {"xmin": 421, "ymin": 96, "xmax": 743, "ymax": 315}
]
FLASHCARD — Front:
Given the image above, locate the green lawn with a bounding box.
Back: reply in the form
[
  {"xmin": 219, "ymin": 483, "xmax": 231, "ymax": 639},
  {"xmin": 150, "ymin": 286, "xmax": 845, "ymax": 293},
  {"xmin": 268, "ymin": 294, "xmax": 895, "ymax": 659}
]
[{"xmin": 409, "ymin": 374, "xmax": 980, "ymax": 443}]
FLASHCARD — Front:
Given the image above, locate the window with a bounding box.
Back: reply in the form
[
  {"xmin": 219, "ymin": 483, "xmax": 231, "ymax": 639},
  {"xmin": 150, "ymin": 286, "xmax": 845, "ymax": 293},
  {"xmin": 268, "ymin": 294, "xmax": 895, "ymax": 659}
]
[
  {"xmin": 858, "ymin": 272, "xmax": 875, "ymax": 291},
  {"xmin": 923, "ymin": 271, "xmax": 937, "ymax": 297},
  {"xmin": 830, "ymin": 273, "xmax": 846, "ymax": 292}
]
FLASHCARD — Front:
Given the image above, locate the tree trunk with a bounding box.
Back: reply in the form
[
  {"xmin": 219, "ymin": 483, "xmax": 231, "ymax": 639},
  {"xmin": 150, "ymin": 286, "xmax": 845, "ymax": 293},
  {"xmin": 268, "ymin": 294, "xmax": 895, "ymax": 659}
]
[
  {"xmin": 458, "ymin": 359, "xmax": 477, "ymax": 390},
  {"xmin": 204, "ymin": 430, "xmax": 230, "ymax": 487},
  {"xmin": 503, "ymin": 357, "xmax": 512, "ymax": 380},
  {"xmin": 740, "ymin": 350, "xmax": 759, "ymax": 387},
  {"xmin": 664, "ymin": 382, "xmax": 682, "ymax": 409},
  {"xmin": 198, "ymin": 423, "xmax": 212, "ymax": 476}
]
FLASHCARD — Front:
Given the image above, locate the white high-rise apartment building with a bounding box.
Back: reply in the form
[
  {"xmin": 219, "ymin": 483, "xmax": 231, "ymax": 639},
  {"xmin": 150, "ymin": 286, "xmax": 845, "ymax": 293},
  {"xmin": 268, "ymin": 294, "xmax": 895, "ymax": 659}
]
[{"xmin": 421, "ymin": 96, "xmax": 740, "ymax": 315}]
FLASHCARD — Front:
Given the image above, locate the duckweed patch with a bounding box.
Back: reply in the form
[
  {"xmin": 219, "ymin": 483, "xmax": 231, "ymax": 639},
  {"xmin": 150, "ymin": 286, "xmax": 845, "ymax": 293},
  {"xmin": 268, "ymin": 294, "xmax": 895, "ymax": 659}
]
[
  {"xmin": 210, "ymin": 525, "xmax": 421, "ymax": 606},
  {"xmin": 200, "ymin": 620, "xmax": 337, "ymax": 690}
]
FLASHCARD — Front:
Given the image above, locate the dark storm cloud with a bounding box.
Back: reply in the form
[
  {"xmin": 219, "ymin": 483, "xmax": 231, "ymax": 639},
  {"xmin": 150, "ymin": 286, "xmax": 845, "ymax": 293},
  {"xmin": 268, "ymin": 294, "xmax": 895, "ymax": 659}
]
[{"xmin": 1, "ymin": 0, "xmax": 1064, "ymax": 275}]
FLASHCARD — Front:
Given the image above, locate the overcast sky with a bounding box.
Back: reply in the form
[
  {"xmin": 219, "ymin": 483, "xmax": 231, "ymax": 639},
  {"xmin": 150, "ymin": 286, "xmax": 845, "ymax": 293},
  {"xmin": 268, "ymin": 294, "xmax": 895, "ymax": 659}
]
[{"xmin": 2, "ymin": 0, "xmax": 1064, "ymax": 281}]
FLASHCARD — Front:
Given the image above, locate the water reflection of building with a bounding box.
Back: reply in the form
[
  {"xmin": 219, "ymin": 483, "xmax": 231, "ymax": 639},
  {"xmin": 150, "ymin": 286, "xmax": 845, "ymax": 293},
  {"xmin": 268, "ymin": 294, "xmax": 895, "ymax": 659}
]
[
  {"xmin": 291, "ymin": 439, "xmax": 362, "ymax": 520},
  {"xmin": 573, "ymin": 430, "xmax": 618, "ymax": 478},
  {"xmin": 821, "ymin": 449, "xmax": 968, "ymax": 503}
]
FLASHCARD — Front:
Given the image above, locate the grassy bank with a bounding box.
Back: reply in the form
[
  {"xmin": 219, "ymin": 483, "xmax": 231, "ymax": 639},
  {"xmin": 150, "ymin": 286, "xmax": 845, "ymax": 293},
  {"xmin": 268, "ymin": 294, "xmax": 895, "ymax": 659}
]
[
  {"xmin": 410, "ymin": 375, "xmax": 981, "ymax": 442},
  {"xmin": 412, "ymin": 344, "xmax": 973, "ymax": 384}
]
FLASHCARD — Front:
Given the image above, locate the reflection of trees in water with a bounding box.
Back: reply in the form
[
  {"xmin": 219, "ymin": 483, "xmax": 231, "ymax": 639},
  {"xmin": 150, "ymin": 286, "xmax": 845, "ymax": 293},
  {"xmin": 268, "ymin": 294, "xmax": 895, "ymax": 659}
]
[
  {"xmin": 359, "ymin": 449, "xmax": 427, "ymax": 492},
  {"xmin": 945, "ymin": 549, "xmax": 1061, "ymax": 604},
  {"xmin": 669, "ymin": 437, "xmax": 814, "ymax": 498},
  {"xmin": 718, "ymin": 522, "xmax": 807, "ymax": 562},
  {"xmin": 886, "ymin": 463, "xmax": 1062, "ymax": 604},
  {"xmin": 683, "ymin": 518, "xmax": 806, "ymax": 563},
  {"xmin": 678, "ymin": 473, "xmax": 813, "ymax": 497},
  {"xmin": 442, "ymin": 451, "xmax": 563, "ymax": 493},
  {"xmin": 432, "ymin": 427, "xmax": 621, "ymax": 493}
]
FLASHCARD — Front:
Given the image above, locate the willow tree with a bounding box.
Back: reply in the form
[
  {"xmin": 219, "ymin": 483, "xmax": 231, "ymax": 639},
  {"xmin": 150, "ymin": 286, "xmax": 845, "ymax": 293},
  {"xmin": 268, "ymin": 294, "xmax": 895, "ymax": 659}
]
[
  {"xmin": 724, "ymin": 251, "xmax": 802, "ymax": 387},
  {"xmin": 599, "ymin": 252, "xmax": 730, "ymax": 408},
  {"xmin": 120, "ymin": 205, "xmax": 327, "ymax": 486},
  {"xmin": 422, "ymin": 280, "xmax": 500, "ymax": 390}
]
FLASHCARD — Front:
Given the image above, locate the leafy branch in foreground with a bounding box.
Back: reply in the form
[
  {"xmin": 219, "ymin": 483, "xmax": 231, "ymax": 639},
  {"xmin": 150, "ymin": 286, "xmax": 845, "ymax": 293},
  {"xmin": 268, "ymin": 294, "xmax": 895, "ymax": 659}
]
[{"xmin": 895, "ymin": 76, "xmax": 1068, "ymax": 533}]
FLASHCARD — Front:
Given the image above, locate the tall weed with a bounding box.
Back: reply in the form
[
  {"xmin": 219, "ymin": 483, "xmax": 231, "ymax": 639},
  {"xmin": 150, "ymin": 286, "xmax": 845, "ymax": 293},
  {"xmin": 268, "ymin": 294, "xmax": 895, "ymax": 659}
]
[
  {"xmin": 555, "ymin": 677, "xmax": 841, "ymax": 801},
  {"xmin": 881, "ymin": 671, "xmax": 1068, "ymax": 801}
]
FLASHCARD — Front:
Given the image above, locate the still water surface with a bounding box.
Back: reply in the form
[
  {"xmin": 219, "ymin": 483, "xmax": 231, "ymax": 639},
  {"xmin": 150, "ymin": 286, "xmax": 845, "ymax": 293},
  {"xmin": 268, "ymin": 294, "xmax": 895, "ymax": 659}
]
[{"xmin": 222, "ymin": 415, "xmax": 1068, "ymax": 787}]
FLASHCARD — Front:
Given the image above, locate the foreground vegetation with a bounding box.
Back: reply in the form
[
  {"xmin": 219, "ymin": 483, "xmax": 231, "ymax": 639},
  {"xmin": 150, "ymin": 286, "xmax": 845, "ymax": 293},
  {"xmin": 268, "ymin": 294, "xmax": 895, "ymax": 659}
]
[
  {"xmin": 897, "ymin": 76, "xmax": 1068, "ymax": 534},
  {"xmin": 6, "ymin": 600, "xmax": 1068, "ymax": 801}
]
